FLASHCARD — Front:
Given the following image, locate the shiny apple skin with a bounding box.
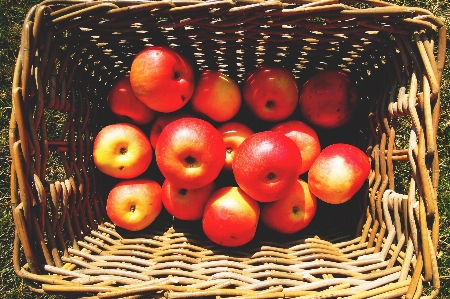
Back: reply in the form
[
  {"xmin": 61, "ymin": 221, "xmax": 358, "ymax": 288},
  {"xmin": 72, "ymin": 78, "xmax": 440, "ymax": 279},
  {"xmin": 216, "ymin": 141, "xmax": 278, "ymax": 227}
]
[
  {"xmin": 308, "ymin": 143, "xmax": 370, "ymax": 204},
  {"xmin": 202, "ymin": 186, "xmax": 260, "ymax": 247},
  {"xmin": 232, "ymin": 131, "xmax": 301, "ymax": 202},
  {"xmin": 130, "ymin": 46, "xmax": 195, "ymax": 113},
  {"xmin": 261, "ymin": 179, "xmax": 317, "ymax": 234},
  {"xmin": 155, "ymin": 117, "xmax": 225, "ymax": 189},
  {"xmin": 299, "ymin": 70, "xmax": 358, "ymax": 129},
  {"xmin": 191, "ymin": 70, "xmax": 242, "ymax": 122},
  {"xmin": 243, "ymin": 65, "xmax": 299, "ymax": 122},
  {"xmin": 106, "ymin": 178, "xmax": 162, "ymax": 231},
  {"xmin": 93, "ymin": 123, "xmax": 152, "ymax": 179}
]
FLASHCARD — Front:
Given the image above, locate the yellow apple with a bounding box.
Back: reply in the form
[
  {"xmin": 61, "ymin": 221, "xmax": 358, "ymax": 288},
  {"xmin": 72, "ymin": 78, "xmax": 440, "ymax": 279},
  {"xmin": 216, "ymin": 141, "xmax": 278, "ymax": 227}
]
[
  {"xmin": 106, "ymin": 178, "xmax": 162, "ymax": 231},
  {"xmin": 93, "ymin": 123, "xmax": 152, "ymax": 179}
]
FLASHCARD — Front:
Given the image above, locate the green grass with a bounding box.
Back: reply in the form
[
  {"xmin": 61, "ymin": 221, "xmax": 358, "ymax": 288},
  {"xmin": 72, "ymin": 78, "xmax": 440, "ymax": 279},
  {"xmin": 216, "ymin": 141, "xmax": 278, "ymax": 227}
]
[
  {"xmin": 0, "ymin": 0, "xmax": 449, "ymax": 298},
  {"xmin": 436, "ymin": 44, "xmax": 450, "ymax": 296},
  {"xmin": 0, "ymin": 2, "xmax": 41, "ymax": 297}
]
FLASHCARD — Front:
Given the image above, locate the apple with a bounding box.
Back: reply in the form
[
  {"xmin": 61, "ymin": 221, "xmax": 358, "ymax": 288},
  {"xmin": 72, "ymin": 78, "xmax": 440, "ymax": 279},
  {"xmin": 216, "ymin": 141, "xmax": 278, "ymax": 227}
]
[
  {"xmin": 155, "ymin": 117, "xmax": 225, "ymax": 189},
  {"xmin": 93, "ymin": 123, "xmax": 152, "ymax": 179},
  {"xmin": 161, "ymin": 179, "xmax": 215, "ymax": 221},
  {"xmin": 190, "ymin": 70, "xmax": 242, "ymax": 122},
  {"xmin": 298, "ymin": 69, "xmax": 358, "ymax": 129},
  {"xmin": 271, "ymin": 120, "xmax": 321, "ymax": 175},
  {"xmin": 260, "ymin": 179, "xmax": 317, "ymax": 234},
  {"xmin": 232, "ymin": 131, "xmax": 301, "ymax": 202},
  {"xmin": 130, "ymin": 46, "xmax": 195, "ymax": 113},
  {"xmin": 106, "ymin": 178, "xmax": 162, "ymax": 231},
  {"xmin": 217, "ymin": 121, "xmax": 254, "ymax": 171},
  {"xmin": 106, "ymin": 74, "xmax": 156, "ymax": 126},
  {"xmin": 242, "ymin": 65, "xmax": 298, "ymax": 122},
  {"xmin": 308, "ymin": 143, "xmax": 370, "ymax": 204},
  {"xmin": 149, "ymin": 111, "xmax": 193, "ymax": 149},
  {"xmin": 202, "ymin": 186, "xmax": 260, "ymax": 247}
]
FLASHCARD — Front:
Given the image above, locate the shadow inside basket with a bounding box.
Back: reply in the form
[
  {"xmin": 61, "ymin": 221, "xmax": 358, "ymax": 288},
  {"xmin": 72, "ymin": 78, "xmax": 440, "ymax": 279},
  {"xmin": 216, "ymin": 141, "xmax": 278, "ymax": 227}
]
[
  {"xmin": 95, "ymin": 112, "xmax": 372, "ymax": 256},
  {"xmin": 113, "ymin": 192, "xmax": 367, "ymax": 256}
]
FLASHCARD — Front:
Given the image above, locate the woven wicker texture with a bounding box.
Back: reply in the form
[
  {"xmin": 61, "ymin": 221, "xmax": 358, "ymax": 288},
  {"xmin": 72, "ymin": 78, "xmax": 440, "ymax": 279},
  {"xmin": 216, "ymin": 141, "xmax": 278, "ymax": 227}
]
[{"xmin": 9, "ymin": 0, "xmax": 446, "ymax": 298}]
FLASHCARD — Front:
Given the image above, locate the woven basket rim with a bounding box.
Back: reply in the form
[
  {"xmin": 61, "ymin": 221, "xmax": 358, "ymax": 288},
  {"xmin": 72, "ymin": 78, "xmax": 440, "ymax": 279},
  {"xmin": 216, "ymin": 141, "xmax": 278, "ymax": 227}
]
[{"xmin": 9, "ymin": 0, "xmax": 446, "ymax": 298}]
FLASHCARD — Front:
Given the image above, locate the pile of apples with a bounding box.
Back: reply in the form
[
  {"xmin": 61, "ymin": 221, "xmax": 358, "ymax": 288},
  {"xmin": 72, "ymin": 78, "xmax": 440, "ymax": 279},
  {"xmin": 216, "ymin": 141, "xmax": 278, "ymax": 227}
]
[{"xmin": 93, "ymin": 45, "xmax": 371, "ymax": 247}]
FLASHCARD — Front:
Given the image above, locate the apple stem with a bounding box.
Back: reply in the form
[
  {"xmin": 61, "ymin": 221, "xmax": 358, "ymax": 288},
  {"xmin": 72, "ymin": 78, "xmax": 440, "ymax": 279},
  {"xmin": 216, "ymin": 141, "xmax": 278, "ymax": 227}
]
[
  {"xmin": 226, "ymin": 147, "xmax": 233, "ymax": 154},
  {"xmin": 292, "ymin": 206, "xmax": 299, "ymax": 214},
  {"xmin": 130, "ymin": 205, "xmax": 136, "ymax": 212},
  {"xmin": 120, "ymin": 147, "xmax": 127, "ymax": 154}
]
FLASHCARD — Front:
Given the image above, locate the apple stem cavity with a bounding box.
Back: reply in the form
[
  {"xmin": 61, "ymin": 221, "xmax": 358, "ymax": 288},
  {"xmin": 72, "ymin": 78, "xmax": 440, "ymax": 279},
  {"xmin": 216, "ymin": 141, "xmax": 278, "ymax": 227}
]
[
  {"xmin": 185, "ymin": 155, "xmax": 196, "ymax": 166},
  {"xmin": 130, "ymin": 205, "xmax": 136, "ymax": 212},
  {"xmin": 120, "ymin": 147, "xmax": 127, "ymax": 155},
  {"xmin": 265, "ymin": 100, "xmax": 275, "ymax": 109},
  {"xmin": 173, "ymin": 71, "xmax": 181, "ymax": 80},
  {"xmin": 267, "ymin": 172, "xmax": 276, "ymax": 180},
  {"xmin": 179, "ymin": 188, "xmax": 188, "ymax": 196},
  {"xmin": 292, "ymin": 206, "xmax": 299, "ymax": 214},
  {"xmin": 226, "ymin": 147, "xmax": 233, "ymax": 154}
]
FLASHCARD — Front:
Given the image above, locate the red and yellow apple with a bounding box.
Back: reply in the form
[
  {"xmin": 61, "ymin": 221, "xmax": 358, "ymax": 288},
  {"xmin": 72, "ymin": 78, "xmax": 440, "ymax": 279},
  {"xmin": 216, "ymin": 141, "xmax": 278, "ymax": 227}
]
[
  {"xmin": 190, "ymin": 70, "xmax": 242, "ymax": 122},
  {"xmin": 93, "ymin": 123, "xmax": 152, "ymax": 179},
  {"xmin": 130, "ymin": 46, "xmax": 195, "ymax": 113},
  {"xmin": 106, "ymin": 74, "xmax": 156, "ymax": 126},
  {"xmin": 155, "ymin": 117, "xmax": 225, "ymax": 189},
  {"xmin": 260, "ymin": 179, "xmax": 317, "ymax": 234},
  {"xmin": 161, "ymin": 179, "xmax": 215, "ymax": 221},
  {"xmin": 308, "ymin": 143, "xmax": 370, "ymax": 204},
  {"xmin": 106, "ymin": 178, "xmax": 162, "ymax": 231},
  {"xmin": 298, "ymin": 70, "xmax": 358, "ymax": 129},
  {"xmin": 242, "ymin": 65, "xmax": 298, "ymax": 122},
  {"xmin": 271, "ymin": 120, "xmax": 321, "ymax": 175},
  {"xmin": 202, "ymin": 186, "xmax": 260, "ymax": 247},
  {"xmin": 232, "ymin": 131, "xmax": 301, "ymax": 202},
  {"xmin": 217, "ymin": 121, "xmax": 254, "ymax": 171}
]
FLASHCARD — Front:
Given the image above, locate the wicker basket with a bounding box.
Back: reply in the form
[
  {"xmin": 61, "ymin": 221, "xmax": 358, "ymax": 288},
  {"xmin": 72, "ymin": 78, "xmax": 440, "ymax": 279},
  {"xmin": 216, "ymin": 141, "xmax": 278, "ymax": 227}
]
[{"xmin": 9, "ymin": 0, "xmax": 446, "ymax": 298}]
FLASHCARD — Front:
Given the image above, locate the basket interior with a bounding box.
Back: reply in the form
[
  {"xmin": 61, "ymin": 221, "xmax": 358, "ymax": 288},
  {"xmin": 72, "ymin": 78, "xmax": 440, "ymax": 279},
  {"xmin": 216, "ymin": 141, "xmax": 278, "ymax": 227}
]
[
  {"xmin": 9, "ymin": 0, "xmax": 445, "ymax": 297},
  {"xmin": 81, "ymin": 2, "xmax": 389, "ymax": 242}
]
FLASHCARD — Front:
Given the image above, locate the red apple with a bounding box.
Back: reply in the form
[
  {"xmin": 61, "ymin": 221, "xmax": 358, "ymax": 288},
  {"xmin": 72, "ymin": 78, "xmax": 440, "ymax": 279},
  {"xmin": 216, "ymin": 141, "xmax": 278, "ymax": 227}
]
[
  {"xmin": 106, "ymin": 178, "xmax": 162, "ymax": 231},
  {"xmin": 106, "ymin": 75, "xmax": 156, "ymax": 126},
  {"xmin": 149, "ymin": 111, "xmax": 193, "ymax": 149},
  {"xmin": 202, "ymin": 186, "xmax": 260, "ymax": 247},
  {"xmin": 271, "ymin": 120, "xmax": 321, "ymax": 175},
  {"xmin": 308, "ymin": 143, "xmax": 370, "ymax": 204},
  {"xmin": 298, "ymin": 70, "xmax": 358, "ymax": 129},
  {"xmin": 260, "ymin": 179, "xmax": 317, "ymax": 234},
  {"xmin": 217, "ymin": 121, "xmax": 254, "ymax": 171},
  {"xmin": 130, "ymin": 46, "xmax": 195, "ymax": 113},
  {"xmin": 242, "ymin": 65, "xmax": 298, "ymax": 122},
  {"xmin": 190, "ymin": 70, "xmax": 242, "ymax": 122},
  {"xmin": 161, "ymin": 179, "xmax": 215, "ymax": 221},
  {"xmin": 155, "ymin": 117, "xmax": 225, "ymax": 189},
  {"xmin": 232, "ymin": 131, "xmax": 301, "ymax": 202},
  {"xmin": 93, "ymin": 123, "xmax": 152, "ymax": 179}
]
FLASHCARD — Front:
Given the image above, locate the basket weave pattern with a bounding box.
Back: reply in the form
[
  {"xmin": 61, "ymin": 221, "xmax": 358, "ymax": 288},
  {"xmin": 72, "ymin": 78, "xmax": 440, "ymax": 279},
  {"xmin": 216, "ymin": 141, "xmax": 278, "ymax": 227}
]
[{"xmin": 9, "ymin": 0, "xmax": 446, "ymax": 298}]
